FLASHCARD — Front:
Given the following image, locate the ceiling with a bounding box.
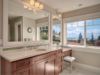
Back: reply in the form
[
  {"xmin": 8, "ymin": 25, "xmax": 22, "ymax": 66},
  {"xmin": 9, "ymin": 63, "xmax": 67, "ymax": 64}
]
[
  {"xmin": 8, "ymin": 0, "xmax": 100, "ymax": 19},
  {"xmin": 39, "ymin": 0, "xmax": 100, "ymax": 12},
  {"xmin": 8, "ymin": 0, "xmax": 49, "ymax": 20}
]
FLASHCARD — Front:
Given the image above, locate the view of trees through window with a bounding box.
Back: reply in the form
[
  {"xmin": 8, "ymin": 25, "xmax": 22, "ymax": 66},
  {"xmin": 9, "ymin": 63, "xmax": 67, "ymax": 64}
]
[
  {"xmin": 40, "ymin": 26, "xmax": 48, "ymax": 40},
  {"xmin": 86, "ymin": 19, "xmax": 100, "ymax": 46},
  {"xmin": 66, "ymin": 18, "xmax": 100, "ymax": 47},
  {"xmin": 37, "ymin": 18, "xmax": 100, "ymax": 47},
  {"xmin": 53, "ymin": 24, "xmax": 61, "ymax": 45},
  {"xmin": 67, "ymin": 21, "xmax": 84, "ymax": 45}
]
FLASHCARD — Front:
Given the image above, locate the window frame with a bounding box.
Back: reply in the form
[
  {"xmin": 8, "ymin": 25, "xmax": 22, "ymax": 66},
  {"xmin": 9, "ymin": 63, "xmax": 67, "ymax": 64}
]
[
  {"xmin": 37, "ymin": 25, "xmax": 49, "ymax": 42},
  {"xmin": 65, "ymin": 20, "xmax": 86, "ymax": 47},
  {"xmin": 52, "ymin": 20, "xmax": 62, "ymax": 46},
  {"xmin": 85, "ymin": 18, "xmax": 100, "ymax": 48},
  {"xmin": 64, "ymin": 18, "xmax": 100, "ymax": 49},
  {"xmin": 52, "ymin": 23, "xmax": 62, "ymax": 45}
]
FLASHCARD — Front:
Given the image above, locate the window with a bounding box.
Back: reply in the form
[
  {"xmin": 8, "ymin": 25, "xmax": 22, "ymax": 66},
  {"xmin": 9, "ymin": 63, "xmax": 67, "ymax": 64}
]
[
  {"xmin": 86, "ymin": 19, "xmax": 100, "ymax": 46},
  {"xmin": 53, "ymin": 23, "xmax": 61, "ymax": 45},
  {"xmin": 65, "ymin": 18, "xmax": 100, "ymax": 47},
  {"xmin": 37, "ymin": 26, "xmax": 48, "ymax": 41},
  {"xmin": 66, "ymin": 21, "xmax": 84, "ymax": 45},
  {"xmin": 40, "ymin": 26, "xmax": 48, "ymax": 40}
]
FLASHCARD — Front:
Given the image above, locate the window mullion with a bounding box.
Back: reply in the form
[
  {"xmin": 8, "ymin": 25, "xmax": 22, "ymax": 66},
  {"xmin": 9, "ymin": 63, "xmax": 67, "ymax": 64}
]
[{"xmin": 84, "ymin": 21, "xmax": 87, "ymax": 47}]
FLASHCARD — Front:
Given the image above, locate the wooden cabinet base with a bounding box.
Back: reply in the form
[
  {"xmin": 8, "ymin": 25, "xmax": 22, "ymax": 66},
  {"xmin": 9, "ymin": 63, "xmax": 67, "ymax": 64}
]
[
  {"xmin": 1, "ymin": 49, "xmax": 63, "ymax": 75},
  {"xmin": 13, "ymin": 68, "xmax": 31, "ymax": 75}
]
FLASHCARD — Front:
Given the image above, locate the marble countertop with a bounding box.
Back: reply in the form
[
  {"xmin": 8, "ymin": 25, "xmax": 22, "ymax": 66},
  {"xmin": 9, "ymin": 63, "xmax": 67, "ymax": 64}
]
[{"xmin": 0, "ymin": 46, "xmax": 64, "ymax": 62}]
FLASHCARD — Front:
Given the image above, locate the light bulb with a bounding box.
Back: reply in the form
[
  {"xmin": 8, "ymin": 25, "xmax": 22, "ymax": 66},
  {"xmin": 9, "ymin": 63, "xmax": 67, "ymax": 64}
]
[
  {"xmin": 30, "ymin": 0, "xmax": 35, "ymax": 5},
  {"xmin": 39, "ymin": 4, "xmax": 44, "ymax": 9},
  {"xmin": 52, "ymin": 15, "xmax": 57, "ymax": 19},
  {"xmin": 58, "ymin": 14, "xmax": 62, "ymax": 17},
  {"xmin": 24, "ymin": 5, "xmax": 28, "ymax": 9},
  {"xmin": 35, "ymin": 2, "xmax": 40, "ymax": 8},
  {"xmin": 28, "ymin": 7, "xmax": 32, "ymax": 10}
]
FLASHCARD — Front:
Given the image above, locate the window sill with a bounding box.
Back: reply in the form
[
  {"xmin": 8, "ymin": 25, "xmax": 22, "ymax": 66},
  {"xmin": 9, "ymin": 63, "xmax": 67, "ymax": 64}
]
[{"xmin": 64, "ymin": 45, "xmax": 100, "ymax": 54}]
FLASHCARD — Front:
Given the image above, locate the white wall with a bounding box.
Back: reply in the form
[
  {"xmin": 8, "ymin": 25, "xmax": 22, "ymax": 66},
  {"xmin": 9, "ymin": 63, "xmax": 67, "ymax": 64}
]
[
  {"xmin": 72, "ymin": 47, "xmax": 100, "ymax": 68},
  {"xmin": 0, "ymin": 0, "xmax": 3, "ymax": 75},
  {"xmin": 23, "ymin": 17, "xmax": 36, "ymax": 41},
  {"xmin": 0, "ymin": 0, "xmax": 3, "ymax": 46}
]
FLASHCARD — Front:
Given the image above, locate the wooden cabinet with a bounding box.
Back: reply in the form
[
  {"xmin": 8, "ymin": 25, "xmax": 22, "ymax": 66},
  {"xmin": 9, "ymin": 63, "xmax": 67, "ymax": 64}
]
[
  {"xmin": 12, "ymin": 58, "xmax": 31, "ymax": 72},
  {"xmin": 45, "ymin": 56, "xmax": 55, "ymax": 75},
  {"xmin": 63, "ymin": 49, "xmax": 72, "ymax": 57},
  {"xmin": 55, "ymin": 50, "xmax": 63, "ymax": 75},
  {"xmin": 13, "ymin": 68, "xmax": 31, "ymax": 75},
  {"xmin": 32, "ymin": 60, "xmax": 46, "ymax": 75},
  {"xmin": 1, "ymin": 49, "xmax": 63, "ymax": 75}
]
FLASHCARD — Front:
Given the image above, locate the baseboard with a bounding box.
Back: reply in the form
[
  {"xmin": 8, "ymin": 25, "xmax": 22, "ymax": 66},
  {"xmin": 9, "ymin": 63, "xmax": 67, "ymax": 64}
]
[{"xmin": 75, "ymin": 62, "xmax": 100, "ymax": 73}]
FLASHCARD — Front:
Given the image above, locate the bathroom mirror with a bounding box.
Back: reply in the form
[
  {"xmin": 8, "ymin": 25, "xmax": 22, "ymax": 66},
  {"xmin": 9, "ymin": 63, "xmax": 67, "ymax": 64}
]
[
  {"xmin": 3, "ymin": 0, "xmax": 50, "ymax": 47},
  {"xmin": 52, "ymin": 18, "xmax": 62, "ymax": 45}
]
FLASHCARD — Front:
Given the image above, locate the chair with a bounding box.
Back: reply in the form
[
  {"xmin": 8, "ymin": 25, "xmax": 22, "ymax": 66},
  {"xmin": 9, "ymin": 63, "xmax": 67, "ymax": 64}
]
[{"xmin": 64, "ymin": 56, "xmax": 76, "ymax": 72}]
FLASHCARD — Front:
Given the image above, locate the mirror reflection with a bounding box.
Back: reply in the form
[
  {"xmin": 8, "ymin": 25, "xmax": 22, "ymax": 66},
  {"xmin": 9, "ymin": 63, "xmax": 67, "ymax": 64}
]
[
  {"xmin": 52, "ymin": 18, "xmax": 62, "ymax": 45},
  {"xmin": 8, "ymin": 0, "xmax": 49, "ymax": 42}
]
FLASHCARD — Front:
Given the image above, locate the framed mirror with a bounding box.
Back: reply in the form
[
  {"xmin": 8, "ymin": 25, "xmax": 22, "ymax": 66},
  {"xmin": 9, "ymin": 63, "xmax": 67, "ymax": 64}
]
[
  {"xmin": 52, "ymin": 17, "xmax": 62, "ymax": 46},
  {"xmin": 3, "ymin": 0, "xmax": 50, "ymax": 48}
]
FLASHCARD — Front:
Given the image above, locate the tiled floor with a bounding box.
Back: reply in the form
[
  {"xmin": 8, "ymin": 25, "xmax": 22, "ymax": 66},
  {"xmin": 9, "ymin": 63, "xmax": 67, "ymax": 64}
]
[{"xmin": 60, "ymin": 63, "xmax": 100, "ymax": 75}]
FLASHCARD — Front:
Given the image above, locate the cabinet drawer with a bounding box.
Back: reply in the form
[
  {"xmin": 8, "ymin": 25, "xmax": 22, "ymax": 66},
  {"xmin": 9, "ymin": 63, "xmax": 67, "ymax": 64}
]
[
  {"xmin": 57, "ymin": 53, "xmax": 62, "ymax": 57},
  {"xmin": 12, "ymin": 59, "xmax": 30, "ymax": 71},
  {"xmin": 32, "ymin": 53, "xmax": 49, "ymax": 62},
  {"xmin": 13, "ymin": 67, "xmax": 31, "ymax": 75},
  {"xmin": 49, "ymin": 51, "xmax": 57, "ymax": 56},
  {"xmin": 56, "ymin": 49, "xmax": 62, "ymax": 56},
  {"xmin": 57, "ymin": 49, "xmax": 62, "ymax": 53},
  {"xmin": 63, "ymin": 50, "xmax": 72, "ymax": 57},
  {"xmin": 32, "ymin": 51, "xmax": 57, "ymax": 62}
]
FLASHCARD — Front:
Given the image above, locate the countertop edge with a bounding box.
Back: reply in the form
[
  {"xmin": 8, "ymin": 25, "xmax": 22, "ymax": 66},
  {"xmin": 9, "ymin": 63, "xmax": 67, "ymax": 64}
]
[{"xmin": 0, "ymin": 48, "xmax": 62, "ymax": 62}]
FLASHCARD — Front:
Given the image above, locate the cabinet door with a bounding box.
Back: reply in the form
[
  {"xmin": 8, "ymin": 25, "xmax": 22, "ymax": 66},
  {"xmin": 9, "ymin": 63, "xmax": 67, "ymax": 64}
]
[
  {"xmin": 32, "ymin": 60, "xmax": 45, "ymax": 75},
  {"xmin": 13, "ymin": 68, "xmax": 31, "ymax": 75},
  {"xmin": 55, "ymin": 52, "xmax": 63, "ymax": 75},
  {"xmin": 45, "ymin": 57, "xmax": 55, "ymax": 75}
]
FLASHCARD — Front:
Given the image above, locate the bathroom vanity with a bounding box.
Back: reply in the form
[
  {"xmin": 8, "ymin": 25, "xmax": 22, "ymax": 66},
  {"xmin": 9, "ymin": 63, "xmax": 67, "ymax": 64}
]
[
  {"xmin": 0, "ymin": 47, "xmax": 71, "ymax": 75},
  {"xmin": 1, "ymin": 0, "xmax": 72, "ymax": 75}
]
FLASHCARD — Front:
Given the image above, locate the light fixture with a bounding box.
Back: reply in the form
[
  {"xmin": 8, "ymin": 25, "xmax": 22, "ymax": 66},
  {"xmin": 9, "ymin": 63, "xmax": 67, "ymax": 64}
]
[
  {"xmin": 22, "ymin": 0, "xmax": 44, "ymax": 12},
  {"xmin": 24, "ymin": 5, "xmax": 28, "ymax": 8},
  {"xmin": 52, "ymin": 15, "xmax": 58, "ymax": 19},
  {"xmin": 52, "ymin": 10, "xmax": 62, "ymax": 19},
  {"xmin": 52, "ymin": 14, "xmax": 62, "ymax": 20},
  {"xmin": 58, "ymin": 14, "xmax": 62, "ymax": 18},
  {"xmin": 39, "ymin": 4, "xmax": 44, "ymax": 9},
  {"xmin": 35, "ymin": 1, "xmax": 40, "ymax": 8},
  {"xmin": 30, "ymin": 0, "xmax": 35, "ymax": 5}
]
